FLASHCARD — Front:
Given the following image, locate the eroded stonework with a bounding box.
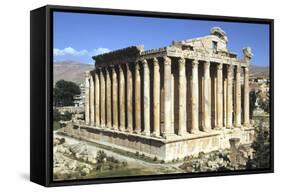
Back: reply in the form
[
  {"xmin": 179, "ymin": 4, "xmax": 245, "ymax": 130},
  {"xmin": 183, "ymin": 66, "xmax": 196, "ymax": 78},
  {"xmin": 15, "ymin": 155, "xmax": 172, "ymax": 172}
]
[{"xmin": 61, "ymin": 27, "xmax": 254, "ymax": 161}]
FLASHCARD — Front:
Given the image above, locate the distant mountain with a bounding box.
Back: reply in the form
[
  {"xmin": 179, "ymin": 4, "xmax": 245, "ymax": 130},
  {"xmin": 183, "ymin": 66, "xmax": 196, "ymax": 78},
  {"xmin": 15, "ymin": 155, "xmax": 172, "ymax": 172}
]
[
  {"xmin": 249, "ymin": 64, "xmax": 269, "ymax": 78},
  {"xmin": 54, "ymin": 60, "xmax": 94, "ymax": 85}
]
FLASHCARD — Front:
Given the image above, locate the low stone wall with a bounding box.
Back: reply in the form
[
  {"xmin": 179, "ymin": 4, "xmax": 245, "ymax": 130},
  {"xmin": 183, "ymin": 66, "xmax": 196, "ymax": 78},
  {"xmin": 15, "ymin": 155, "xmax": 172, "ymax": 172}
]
[
  {"xmin": 60, "ymin": 124, "xmax": 255, "ymax": 161},
  {"xmin": 55, "ymin": 106, "xmax": 84, "ymax": 114}
]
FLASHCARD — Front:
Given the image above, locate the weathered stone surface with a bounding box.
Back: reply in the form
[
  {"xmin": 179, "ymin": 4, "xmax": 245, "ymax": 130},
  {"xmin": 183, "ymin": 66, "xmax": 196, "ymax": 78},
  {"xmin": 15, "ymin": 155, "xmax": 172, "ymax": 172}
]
[
  {"xmin": 153, "ymin": 58, "xmax": 160, "ymax": 137},
  {"xmin": 178, "ymin": 57, "xmax": 186, "ymax": 136},
  {"xmin": 191, "ymin": 60, "xmax": 199, "ymax": 134}
]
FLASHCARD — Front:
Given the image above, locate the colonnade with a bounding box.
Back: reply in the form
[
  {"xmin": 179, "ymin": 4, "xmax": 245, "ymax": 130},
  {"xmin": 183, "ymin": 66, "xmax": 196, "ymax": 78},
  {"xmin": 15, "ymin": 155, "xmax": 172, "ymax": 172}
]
[{"xmin": 85, "ymin": 56, "xmax": 250, "ymax": 138}]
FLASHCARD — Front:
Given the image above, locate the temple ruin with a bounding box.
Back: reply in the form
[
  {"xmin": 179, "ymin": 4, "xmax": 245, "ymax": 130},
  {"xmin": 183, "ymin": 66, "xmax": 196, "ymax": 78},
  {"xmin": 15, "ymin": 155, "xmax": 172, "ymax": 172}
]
[{"xmin": 62, "ymin": 27, "xmax": 255, "ymax": 161}]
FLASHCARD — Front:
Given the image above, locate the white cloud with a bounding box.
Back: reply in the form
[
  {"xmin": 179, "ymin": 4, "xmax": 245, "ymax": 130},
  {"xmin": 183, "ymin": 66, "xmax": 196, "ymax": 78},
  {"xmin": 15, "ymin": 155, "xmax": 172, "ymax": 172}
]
[
  {"xmin": 53, "ymin": 47, "xmax": 110, "ymax": 57},
  {"xmin": 90, "ymin": 48, "xmax": 111, "ymax": 56}
]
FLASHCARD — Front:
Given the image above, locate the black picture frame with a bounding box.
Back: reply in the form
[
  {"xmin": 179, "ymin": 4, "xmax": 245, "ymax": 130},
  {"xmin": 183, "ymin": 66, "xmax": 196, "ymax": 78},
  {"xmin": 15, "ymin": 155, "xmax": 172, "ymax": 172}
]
[{"xmin": 30, "ymin": 4, "xmax": 274, "ymax": 187}]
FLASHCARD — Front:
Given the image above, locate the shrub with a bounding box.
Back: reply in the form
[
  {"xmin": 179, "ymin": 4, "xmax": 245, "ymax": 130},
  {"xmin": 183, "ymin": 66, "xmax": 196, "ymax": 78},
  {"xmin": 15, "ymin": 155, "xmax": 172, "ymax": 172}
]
[
  {"xmin": 96, "ymin": 150, "xmax": 107, "ymax": 164},
  {"xmin": 53, "ymin": 108, "xmax": 61, "ymax": 121},
  {"xmin": 61, "ymin": 111, "xmax": 72, "ymax": 121},
  {"xmin": 246, "ymin": 122, "xmax": 270, "ymax": 169},
  {"xmin": 122, "ymin": 161, "xmax": 128, "ymax": 167}
]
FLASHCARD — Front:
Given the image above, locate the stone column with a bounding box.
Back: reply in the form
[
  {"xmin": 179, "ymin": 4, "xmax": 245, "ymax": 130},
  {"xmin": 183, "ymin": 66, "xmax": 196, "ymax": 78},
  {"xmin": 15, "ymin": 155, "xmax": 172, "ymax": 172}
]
[
  {"xmin": 106, "ymin": 68, "xmax": 111, "ymax": 128},
  {"xmin": 243, "ymin": 67, "xmax": 250, "ymax": 126},
  {"xmin": 90, "ymin": 74, "xmax": 95, "ymax": 125},
  {"xmin": 134, "ymin": 63, "xmax": 141, "ymax": 134},
  {"xmin": 171, "ymin": 74, "xmax": 174, "ymax": 132},
  {"xmin": 226, "ymin": 65, "xmax": 233, "ymax": 128},
  {"xmin": 202, "ymin": 61, "xmax": 211, "ymax": 132},
  {"xmin": 223, "ymin": 78, "xmax": 227, "ymax": 126},
  {"xmin": 112, "ymin": 67, "xmax": 118, "ymax": 130},
  {"xmin": 94, "ymin": 70, "xmax": 100, "ymax": 127},
  {"xmin": 234, "ymin": 65, "xmax": 241, "ymax": 127},
  {"xmin": 126, "ymin": 63, "xmax": 133, "ymax": 133},
  {"xmin": 178, "ymin": 57, "xmax": 186, "ymax": 136},
  {"xmin": 191, "ymin": 60, "xmax": 199, "ymax": 134},
  {"xmin": 152, "ymin": 58, "xmax": 160, "ymax": 137},
  {"xmin": 85, "ymin": 71, "xmax": 90, "ymax": 125},
  {"xmin": 163, "ymin": 56, "xmax": 174, "ymax": 138},
  {"xmin": 119, "ymin": 65, "xmax": 125, "ymax": 131},
  {"xmin": 216, "ymin": 63, "xmax": 223, "ymax": 129},
  {"xmin": 142, "ymin": 59, "xmax": 150, "ymax": 135},
  {"xmin": 100, "ymin": 69, "xmax": 105, "ymax": 127}
]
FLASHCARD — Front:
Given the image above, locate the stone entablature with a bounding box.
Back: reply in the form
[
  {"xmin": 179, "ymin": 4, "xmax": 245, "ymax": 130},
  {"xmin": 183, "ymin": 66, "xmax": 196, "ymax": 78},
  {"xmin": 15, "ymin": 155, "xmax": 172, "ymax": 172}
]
[
  {"xmin": 92, "ymin": 46, "xmax": 144, "ymax": 68},
  {"xmin": 64, "ymin": 27, "xmax": 254, "ymax": 161}
]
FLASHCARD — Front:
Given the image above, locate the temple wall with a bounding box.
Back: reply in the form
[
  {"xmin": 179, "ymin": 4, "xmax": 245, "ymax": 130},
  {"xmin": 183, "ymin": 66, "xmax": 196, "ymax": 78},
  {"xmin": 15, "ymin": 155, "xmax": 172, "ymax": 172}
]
[{"xmin": 61, "ymin": 125, "xmax": 254, "ymax": 161}]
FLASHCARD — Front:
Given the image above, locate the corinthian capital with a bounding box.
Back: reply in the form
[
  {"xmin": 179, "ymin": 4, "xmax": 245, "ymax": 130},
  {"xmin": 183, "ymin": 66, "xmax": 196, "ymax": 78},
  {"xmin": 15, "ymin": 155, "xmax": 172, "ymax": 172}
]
[
  {"xmin": 217, "ymin": 63, "xmax": 223, "ymax": 70},
  {"xmin": 192, "ymin": 59, "xmax": 199, "ymax": 67},
  {"xmin": 163, "ymin": 56, "xmax": 171, "ymax": 65},
  {"xmin": 153, "ymin": 57, "xmax": 159, "ymax": 66},
  {"xmin": 178, "ymin": 57, "xmax": 185, "ymax": 66}
]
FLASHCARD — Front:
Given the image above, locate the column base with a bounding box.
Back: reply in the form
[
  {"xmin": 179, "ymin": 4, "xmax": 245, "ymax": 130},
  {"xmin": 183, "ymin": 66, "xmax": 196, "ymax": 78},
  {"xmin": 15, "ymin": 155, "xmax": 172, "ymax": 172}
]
[
  {"xmin": 125, "ymin": 128, "xmax": 133, "ymax": 134},
  {"xmin": 213, "ymin": 126, "xmax": 223, "ymax": 130},
  {"xmin": 119, "ymin": 127, "xmax": 125, "ymax": 132},
  {"xmin": 243, "ymin": 123, "xmax": 250, "ymax": 127},
  {"xmin": 202, "ymin": 126, "xmax": 212, "ymax": 133},
  {"xmin": 190, "ymin": 129, "xmax": 200, "ymax": 134},
  {"xmin": 151, "ymin": 132, "xmax": 161, "ymax": 138},
  {"xmin": 141, "ymin": 131, "xmax": 150, "ymax": 136},
  {"xmin": 234, "ymin": 123, "xmax": 241, "ymax": 128},
  {"xmin": 162, "ymin": 133, "xmax": 176, "ymax": 139},
  {"xmin": 134, "ymin": 129, "xmax": 141, "ymax": 134},
  {"xmin": 177, "ymin": 131, "xmax": 189, "ymax": 136}
]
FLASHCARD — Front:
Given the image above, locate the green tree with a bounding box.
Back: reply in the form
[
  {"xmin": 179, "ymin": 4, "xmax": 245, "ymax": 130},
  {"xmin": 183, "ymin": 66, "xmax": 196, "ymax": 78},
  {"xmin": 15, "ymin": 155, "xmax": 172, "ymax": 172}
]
[
  {"xmin": 250, "ymin": 90, "xmax": 257, "ymax": 119},
  {"xmin": 246, "ymin": 122, "xmax": 270, "ymax": 169},
  {"xmin": 259, "ymin": 99, "xmax": 270, "ymax": 113},
  {"xmin": 53, "ymin": 108, "xmax": 61, "ymax": 121},
  {"xmin": 54, "ymin": 80, "xmax": 80, "ymax": 106}
]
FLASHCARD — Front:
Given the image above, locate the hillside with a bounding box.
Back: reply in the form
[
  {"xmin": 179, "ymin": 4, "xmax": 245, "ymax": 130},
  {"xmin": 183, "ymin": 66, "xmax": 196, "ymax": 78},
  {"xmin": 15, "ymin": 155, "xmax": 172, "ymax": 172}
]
[
  {"xmin": 249, "ymin": 64, "xmax": 269, "ymax": 78},
  {"xmin": 54, "ymin": 60, "xmax": 94, "ymax": 84}
]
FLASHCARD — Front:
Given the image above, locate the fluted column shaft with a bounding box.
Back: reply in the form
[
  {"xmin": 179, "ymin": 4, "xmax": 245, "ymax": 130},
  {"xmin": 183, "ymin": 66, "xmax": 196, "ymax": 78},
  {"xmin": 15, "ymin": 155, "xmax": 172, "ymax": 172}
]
[
  {"xmin": 163, "ymin": 56, "xmax": 173, "ymax": 137},
  {"xmin": 178, "ymin": 57, "xmax": 186, "ymax": 135},
  {"xmin": 90, "ymin": 75, "xmax": 95, "ymax": 125},
  {"xmin": 203, "ymin": 61, "xmax": 211, "ymax": 132},
  {"xmin": 243, "ymin": 67, "xmax": 250, "ymax": 126},
  {"xmin": 134, "ymin": 63, "xmax": 141, "ymax": 134},
  {"xmin": 100, "ymin": 70, "xmax": 105, "ymax": 127},
  {"xmin": 234, "ymin": 65, "xmax": 241, "ymax": 127},
  {"xmin": 112, "ymin": 67, "xmax": 118, "ymax": 130},
  {"xmin": 191, "ymin": 60, "xmax": 199, "ymax": 134},
  {"xmin": 226, "ymin": 65, "xmax": 233, "ymax": 128},
  {"xmin": 106, "ymin": 68, "xmax": 111, "ymax": 128},
  {"xmin": 119, "ymin": 66, "xmax": 125, "ymax": 131},
  {"xmin": 142, "ymin": 59, "xmax": 150, "ymax": 135},
  {"xmin": 216, "ymin": 63, "xmax": 223, "ymax": 129},
  {"xmin": 126, "ymin": 63, "xmax": 133, "ymax": 133},
  {"xmin": 85, "ymin": 72, "xmax": 90, "ymax": 125},
  {"xmin": 153, "ymin": 58, "xmax": 160, "ymax": 137},
  {"xmin": 94, "ymin": 71, "xmax": 100, "ymax": 126}
]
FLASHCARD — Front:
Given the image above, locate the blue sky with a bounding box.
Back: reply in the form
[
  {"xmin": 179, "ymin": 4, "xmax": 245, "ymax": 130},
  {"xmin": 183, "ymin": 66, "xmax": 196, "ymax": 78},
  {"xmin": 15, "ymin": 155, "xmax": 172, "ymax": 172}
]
[{"xmin": 53, "ymin": 11, "xmax": 270, "ymax": 66}]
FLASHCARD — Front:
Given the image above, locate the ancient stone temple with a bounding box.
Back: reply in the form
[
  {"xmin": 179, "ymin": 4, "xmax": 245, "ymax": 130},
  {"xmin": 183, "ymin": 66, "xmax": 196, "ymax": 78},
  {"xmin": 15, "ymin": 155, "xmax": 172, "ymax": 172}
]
[{"xmin": 63, "ymin": 27, "xmax": 255, "ymax": 161}]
